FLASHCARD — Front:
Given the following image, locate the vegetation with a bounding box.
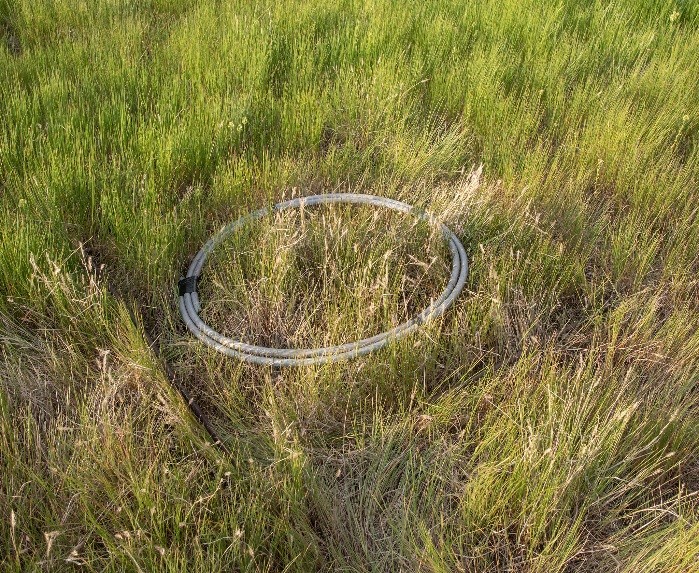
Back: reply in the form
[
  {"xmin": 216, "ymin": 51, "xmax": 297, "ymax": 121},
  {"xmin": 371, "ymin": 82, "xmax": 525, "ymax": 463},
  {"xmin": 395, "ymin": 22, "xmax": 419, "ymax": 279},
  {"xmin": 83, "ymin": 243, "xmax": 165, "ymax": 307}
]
[{"xmin": 1, "ymin": 0, "xmax": 698, "ymax": 570}]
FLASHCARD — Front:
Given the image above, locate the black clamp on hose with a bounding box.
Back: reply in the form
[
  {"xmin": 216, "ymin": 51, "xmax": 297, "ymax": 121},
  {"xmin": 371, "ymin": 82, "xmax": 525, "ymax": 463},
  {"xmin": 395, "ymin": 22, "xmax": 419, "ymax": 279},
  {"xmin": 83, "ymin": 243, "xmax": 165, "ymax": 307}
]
[{"xmin": 178, "ymin": 275, "xmax": 199, "ymax": 296}]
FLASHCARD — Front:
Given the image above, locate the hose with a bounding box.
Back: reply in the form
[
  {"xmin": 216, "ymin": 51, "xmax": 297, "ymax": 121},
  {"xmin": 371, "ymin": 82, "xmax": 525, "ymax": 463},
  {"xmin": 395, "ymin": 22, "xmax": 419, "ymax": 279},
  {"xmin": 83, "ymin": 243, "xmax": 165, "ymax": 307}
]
[{"xmin": 178, "ymin": 193, "xmax": 468, "ymax": 366}]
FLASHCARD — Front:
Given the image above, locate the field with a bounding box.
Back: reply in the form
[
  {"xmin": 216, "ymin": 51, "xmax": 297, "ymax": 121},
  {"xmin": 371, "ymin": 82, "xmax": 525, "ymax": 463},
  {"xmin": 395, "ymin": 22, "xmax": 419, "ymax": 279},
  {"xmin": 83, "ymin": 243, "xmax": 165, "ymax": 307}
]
[{"xmin": 1, "ymin": 0, "xmax": 699, "ymax": 570}]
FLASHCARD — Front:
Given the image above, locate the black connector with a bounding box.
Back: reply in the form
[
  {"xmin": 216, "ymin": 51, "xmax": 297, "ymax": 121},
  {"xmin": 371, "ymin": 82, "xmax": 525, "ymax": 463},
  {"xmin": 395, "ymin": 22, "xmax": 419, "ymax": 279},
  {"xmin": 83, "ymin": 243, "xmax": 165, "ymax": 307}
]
[{"xmin": 178, "ymin": 275, "xmax": 199, "ymax": 296}]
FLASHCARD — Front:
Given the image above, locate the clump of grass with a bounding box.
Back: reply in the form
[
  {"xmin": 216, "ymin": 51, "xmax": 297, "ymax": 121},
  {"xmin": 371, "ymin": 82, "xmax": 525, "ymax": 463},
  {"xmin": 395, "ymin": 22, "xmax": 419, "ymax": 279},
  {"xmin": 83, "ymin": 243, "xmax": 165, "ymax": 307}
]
[{"xmin": 199, "ymin": 200, "xmax": 450, "ymax": 349}]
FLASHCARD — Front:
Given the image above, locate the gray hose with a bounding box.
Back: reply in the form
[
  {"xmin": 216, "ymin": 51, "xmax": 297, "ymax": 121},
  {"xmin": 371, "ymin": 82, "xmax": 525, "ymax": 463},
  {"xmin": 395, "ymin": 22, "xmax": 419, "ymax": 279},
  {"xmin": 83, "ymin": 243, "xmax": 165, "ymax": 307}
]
[{"xmin": 179, "ymin": 193, "xmax": 468, "ymax": 366}]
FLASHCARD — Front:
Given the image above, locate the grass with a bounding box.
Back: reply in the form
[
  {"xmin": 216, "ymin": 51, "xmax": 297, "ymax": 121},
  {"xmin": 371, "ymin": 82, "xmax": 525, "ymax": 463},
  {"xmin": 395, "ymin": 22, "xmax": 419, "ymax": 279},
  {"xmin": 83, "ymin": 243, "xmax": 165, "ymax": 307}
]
[
  {"xmin": 1, "ymin": 0, "xmax": 698, "ymax": 570},
  {"xmin": 200, "ymin": 201, "xmax": 450, "ymax": 348}
]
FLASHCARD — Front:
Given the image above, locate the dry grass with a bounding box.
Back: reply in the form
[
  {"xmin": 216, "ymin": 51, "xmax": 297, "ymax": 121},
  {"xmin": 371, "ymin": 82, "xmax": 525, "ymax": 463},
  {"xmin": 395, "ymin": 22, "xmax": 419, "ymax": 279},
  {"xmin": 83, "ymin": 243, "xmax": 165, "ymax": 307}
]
[{"xmin": 200, "ymin": 199, "xmax": 451, "ymax": 348}]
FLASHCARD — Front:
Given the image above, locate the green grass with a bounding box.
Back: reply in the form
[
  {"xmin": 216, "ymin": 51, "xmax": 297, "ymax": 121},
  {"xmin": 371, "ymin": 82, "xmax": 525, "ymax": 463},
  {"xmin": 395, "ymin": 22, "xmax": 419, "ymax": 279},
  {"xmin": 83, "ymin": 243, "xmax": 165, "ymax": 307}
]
[{"xmin": 1, "ymin": 0, "xmax": 698, "ymax": 570}]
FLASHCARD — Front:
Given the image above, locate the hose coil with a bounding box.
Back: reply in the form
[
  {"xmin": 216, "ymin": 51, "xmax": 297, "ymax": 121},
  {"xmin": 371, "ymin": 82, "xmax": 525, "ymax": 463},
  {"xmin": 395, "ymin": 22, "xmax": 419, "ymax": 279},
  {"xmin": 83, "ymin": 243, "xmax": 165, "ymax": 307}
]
[{"xmin": 179, "ymin": 193, "xmax": 468, "ymax": 366}]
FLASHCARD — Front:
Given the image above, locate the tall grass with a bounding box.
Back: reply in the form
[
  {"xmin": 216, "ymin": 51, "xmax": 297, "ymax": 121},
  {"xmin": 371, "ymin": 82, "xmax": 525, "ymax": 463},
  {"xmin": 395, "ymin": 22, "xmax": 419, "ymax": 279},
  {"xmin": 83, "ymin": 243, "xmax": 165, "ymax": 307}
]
[{"xmin": 1, "ymin": 0, "xmax": 698, "ymax": 570}]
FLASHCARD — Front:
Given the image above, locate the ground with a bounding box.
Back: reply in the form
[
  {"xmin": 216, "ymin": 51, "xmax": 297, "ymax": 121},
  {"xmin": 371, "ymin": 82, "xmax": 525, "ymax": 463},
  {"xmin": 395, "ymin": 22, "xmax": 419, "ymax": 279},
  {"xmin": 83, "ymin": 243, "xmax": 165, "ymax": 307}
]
[{"xmin": 1, "ymin": 0, "xmax": 698, "ymax": 571}]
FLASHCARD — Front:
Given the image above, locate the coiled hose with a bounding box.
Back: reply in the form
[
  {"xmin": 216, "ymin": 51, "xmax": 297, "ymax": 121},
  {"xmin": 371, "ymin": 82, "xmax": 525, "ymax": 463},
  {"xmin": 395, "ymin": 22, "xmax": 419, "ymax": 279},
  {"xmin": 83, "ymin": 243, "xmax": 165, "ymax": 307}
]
[{"xmin": 179, "ymin": 193, "xmax": 468, "ymax": 366}]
